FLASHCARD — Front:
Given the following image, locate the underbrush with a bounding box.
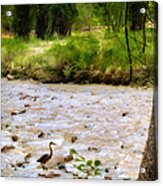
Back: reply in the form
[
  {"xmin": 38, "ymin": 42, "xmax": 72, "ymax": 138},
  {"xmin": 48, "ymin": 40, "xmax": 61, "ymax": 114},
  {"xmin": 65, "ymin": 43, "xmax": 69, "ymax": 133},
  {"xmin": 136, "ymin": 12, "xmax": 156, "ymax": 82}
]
[{"xmin": 1, "ymin": 30, "xmax": 154, "ymax": 86}]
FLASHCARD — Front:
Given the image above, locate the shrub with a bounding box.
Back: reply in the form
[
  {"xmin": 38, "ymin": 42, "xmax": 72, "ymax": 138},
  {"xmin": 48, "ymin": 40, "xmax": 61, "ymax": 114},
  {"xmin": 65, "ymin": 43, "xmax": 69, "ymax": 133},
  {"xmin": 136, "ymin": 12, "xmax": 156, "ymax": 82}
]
[{"xmin": 1, "ymin": 38, "xmax": 27, "ymax": 76}]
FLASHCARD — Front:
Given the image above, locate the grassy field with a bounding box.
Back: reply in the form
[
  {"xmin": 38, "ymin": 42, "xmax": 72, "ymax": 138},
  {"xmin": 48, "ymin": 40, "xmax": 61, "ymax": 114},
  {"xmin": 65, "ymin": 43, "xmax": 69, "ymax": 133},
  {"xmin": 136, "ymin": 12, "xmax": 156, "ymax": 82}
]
[{"xmin": 1, "ymin": 29, "xmax": 154, "ymax": 86}]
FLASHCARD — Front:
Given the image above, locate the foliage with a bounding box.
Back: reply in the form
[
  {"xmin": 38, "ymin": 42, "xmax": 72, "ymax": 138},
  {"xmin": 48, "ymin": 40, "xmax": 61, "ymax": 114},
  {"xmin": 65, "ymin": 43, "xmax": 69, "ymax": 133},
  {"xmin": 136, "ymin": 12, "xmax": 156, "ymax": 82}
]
[
  {"xmin": 1, "ymin": 38, "xmax": 27, "ymax": 76},
  {"xmin": 1, "ymin": 5, "xmax": 14, "ymax": 33},
  {"xmin": 12, "ymin": 5, "xmax": 31, "ymax": 39},
  {"xmin": 34, "ymin": 5, "xmax": 49, "ymax": 39},
  {"xmin": 128, "ymin": 2, "xmax": 149, "ymax": 30},
  {"xmin": 46, "ymin": 4, "xmax": 78, "ymax": 37},
  {"xmin": 1, "ymin": 2, "xmax": 157, "ymax": 86},
  {"xmin": 74, "ymin": 3, "xmax": 96, "ymax": 31},
  {"xmin": 70, "ymin": 149, "xmax": 102, "ymax": 179},
  {"xmin": 93, "ymin": 2, "xmax": 125, "ymax": 32},
  {"xmin": 1, "ymin": 28, "xmax": 154, "ymax": 85},
  {"xmin": 47, "ymin": 34, "xmax": 99, "ymax": 81}
]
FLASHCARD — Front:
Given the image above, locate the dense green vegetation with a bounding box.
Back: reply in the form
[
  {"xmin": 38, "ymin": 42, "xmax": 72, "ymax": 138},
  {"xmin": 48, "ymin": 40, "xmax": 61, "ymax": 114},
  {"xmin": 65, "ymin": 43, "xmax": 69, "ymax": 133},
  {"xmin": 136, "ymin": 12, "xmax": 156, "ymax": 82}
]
[{"xmin": 1, "ymin": 2, "xmax": 157, "ymax": 86}]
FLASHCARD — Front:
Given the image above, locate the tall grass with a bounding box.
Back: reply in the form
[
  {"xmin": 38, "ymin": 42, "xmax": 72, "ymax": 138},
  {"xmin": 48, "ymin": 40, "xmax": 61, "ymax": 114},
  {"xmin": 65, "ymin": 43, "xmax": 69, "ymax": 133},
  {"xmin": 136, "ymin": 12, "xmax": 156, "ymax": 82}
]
[
  {"xmin": 1, "ymin": 30, "xmax": 154, "ymax": 85},
  {"xmin": 1, "ymin": 38, "xmax": 28, "ymax": 76}
]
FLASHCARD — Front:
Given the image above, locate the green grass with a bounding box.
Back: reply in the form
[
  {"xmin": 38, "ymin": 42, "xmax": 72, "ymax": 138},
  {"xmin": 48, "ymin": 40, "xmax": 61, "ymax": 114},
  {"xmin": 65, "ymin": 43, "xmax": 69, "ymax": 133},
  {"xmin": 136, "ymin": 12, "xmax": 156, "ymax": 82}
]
[{"xmin": 1, "ymin": 29, "xmax": 155, "ymax": 85}]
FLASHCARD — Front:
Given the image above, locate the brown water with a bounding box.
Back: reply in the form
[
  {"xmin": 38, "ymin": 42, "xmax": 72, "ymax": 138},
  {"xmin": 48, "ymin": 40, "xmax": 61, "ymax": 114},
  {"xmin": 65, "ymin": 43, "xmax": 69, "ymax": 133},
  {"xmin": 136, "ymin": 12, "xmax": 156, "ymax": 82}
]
[{"xmin": 1, "ymin": 79, "xmax": 153, "ymax": 180}]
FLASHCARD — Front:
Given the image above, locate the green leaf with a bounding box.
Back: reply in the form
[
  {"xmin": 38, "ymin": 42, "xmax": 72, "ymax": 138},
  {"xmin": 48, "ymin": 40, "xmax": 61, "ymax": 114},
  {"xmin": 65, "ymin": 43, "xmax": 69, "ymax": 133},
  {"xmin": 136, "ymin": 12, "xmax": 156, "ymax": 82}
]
[
  {"xmin": 74, "ymin": 158, "xmax": 84, "ymax": 162},
  {"xmin": 94, "ymin": 160, "xmax": 101, "ymax": 167},
  {"xmin": 78, "ymin": 155, "xmax": 85, "ymax": 161},
  {"xmin": 70, "ymin": 148, "xmax": 78, "ymax": 155},
  {"xmin": 77, "ymin": 164, "xmax": 85, "ymax": 171},
  {"xmin": 94, "ymin": 168, "xmax": 101, "ymax": 176},
  {"xmin": 86, "ymin": 160, "xmax": 93, "ymax": 166},
  {"xmin": 94, "ymin": 171, "xmax": 101, "ymax": 176},
  {"xmin": 123, "ymin": 178, "xmax": 131, "ymax": 180},
  {"xmin": 73, "ymin": 164, "xmax": 77, "ymax": 168}
]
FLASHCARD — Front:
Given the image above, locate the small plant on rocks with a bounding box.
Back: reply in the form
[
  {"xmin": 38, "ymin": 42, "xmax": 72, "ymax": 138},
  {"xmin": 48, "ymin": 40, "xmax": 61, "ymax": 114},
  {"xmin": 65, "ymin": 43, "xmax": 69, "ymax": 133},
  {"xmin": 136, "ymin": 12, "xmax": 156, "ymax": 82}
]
[{"xmin": 70, "ymin": 148, "xmax": 102, "ymax": 179}]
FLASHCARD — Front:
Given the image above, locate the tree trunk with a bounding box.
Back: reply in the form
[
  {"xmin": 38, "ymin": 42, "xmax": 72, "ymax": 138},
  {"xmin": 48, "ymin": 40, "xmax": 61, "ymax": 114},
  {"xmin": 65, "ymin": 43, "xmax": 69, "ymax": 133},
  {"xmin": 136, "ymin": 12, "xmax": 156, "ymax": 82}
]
[
  {"xmin": 142, "ymin": 13, "xmax": 147, "ymax": 54},
  {"xmin": 125, "ymin": 2, "xmax": 132, "ymax": 83}
]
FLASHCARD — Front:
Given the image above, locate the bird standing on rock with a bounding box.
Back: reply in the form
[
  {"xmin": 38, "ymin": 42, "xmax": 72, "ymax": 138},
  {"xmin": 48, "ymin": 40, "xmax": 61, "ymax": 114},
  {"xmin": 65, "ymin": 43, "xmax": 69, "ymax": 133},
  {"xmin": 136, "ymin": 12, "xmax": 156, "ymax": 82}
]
[{"xmin": 37, "ymin": 142, "xmax": 57, "ymax": 169}]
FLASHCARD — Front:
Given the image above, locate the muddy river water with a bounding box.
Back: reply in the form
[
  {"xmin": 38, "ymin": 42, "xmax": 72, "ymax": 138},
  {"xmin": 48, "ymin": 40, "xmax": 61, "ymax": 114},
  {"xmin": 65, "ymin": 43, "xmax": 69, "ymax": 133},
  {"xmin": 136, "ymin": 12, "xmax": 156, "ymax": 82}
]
[{"xmin": 1, "ymin": 79, "xmax": 153, "ymax": 180}]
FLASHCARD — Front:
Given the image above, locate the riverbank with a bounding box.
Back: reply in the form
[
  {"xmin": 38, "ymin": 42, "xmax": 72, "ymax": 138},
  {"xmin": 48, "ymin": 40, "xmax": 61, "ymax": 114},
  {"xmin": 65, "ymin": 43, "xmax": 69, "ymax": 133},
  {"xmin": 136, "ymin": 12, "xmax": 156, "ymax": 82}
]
[{"xmin": 1, "ymin": 30, "xmax": 154, "ymax": 86}]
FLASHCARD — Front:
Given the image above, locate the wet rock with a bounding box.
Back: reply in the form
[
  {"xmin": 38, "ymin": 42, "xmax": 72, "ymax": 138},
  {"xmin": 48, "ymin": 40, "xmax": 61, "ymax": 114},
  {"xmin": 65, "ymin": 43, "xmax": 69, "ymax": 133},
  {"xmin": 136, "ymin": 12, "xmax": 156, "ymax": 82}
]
[
  {"xmin": 51, "ymin": 96, "xmax": 57, "ymax": 100},
  {"xmin": 64, "ymin": 154, "xmax": 73, "ymax": 163},
  {"xmin": 11, "ymin": 135, "xmax": 19, "ymax": 142},
  {"xmin": 105, "ymin": 168, "xmax": 110, "ymax": 173},
  {"xmin": 88, "ymin": 147, "xmax": 100, "ymax": 152},
  {"xmin": 6, "ymin": 74, "xmax": 14, "ymax": 81},
  {"xmin": 114, "ymin": 166, "xmax": 118, "ymax": 170},
  {"xmin": 57, "ymin": 163, "xmax": 65, "ymax": 170},
  {"xmin": 16, "ymin": 161, "xmax": 25, "ymax": 168},
  {"xmin": 104, "ymin": 174, "xmax": 112, "ymax": 180},
  {"xmin": 11, "ymin": 109, "xmax": 26, "ymax": 116},
  {"xmin": 71, "ymin": 136, "xmax": 78, "ymax": 143},
  {"xmin": 46, "ymin": 172, "xmax": 61, "ymax": 178},
  {"xmin": 91, "ymin": 92, "xmax": 96, "ymax": 96},
  {"xmin": 122, "ymin": 112, "xmax": 129, "ymax": 117},
  {"xmin": 24, "ymin": 153, "xmax": 32, "ymax": 161},
  {"xmin": 19, "ymin": 95, "xmax": 30, "ymax": 100},
  {"xmin": 1, "ymin": 145, "xmax": 15, "ymax": 153},
  {"xmin": 5, "ymin": 124, "xmax": 9, "ymax": 128},
  {"xmin": 38, "ymin": 172, "xmax": 61, "ymax": 178},
  {"xmin": 84, "ymin": 124, "xmax": 92, "ymax": 129},
  {"xmin": 32, "ymin": 96, "xmax": 39, "ymax": 102},
  {"xmin": 121, "ymin": 145, "xmax": 125, "ymax": 149},
  {"xmin": 24, "ymin": 104, "xmax": 31, "ymax": 107},
  {"xmin": 38, "ymin": 131, "xmax": 45, "ymax": 138}
]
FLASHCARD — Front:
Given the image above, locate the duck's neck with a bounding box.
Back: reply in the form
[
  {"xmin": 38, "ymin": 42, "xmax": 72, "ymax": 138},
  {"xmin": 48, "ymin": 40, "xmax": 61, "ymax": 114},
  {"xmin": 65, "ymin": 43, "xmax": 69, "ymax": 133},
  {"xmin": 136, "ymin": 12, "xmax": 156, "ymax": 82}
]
[{"xmin": 49, "ymin": 144, "xmax": 53, "ymax": 158}]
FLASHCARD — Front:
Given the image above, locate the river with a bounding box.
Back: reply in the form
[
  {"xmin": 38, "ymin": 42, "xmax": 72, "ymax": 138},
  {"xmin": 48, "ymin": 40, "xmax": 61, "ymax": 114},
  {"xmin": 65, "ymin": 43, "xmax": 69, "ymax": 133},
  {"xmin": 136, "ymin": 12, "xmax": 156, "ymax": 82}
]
[{"xmin": 1, "ymin": 79, "xmax": 153, "ymax": 180}]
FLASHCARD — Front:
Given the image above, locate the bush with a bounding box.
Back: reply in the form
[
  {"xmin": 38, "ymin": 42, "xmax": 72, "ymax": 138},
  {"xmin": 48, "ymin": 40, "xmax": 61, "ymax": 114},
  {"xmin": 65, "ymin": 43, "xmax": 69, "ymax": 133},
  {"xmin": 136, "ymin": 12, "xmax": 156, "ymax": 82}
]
[
  {"xmin": 1, "ymin": 38, "xmax": 27, "ymax": 76},
  {"xmin": 47, "ymin": 34, "xmax": 100, "ymax": 81},
  {"xmin": 1, "ymin": 30, "xmax": 154, "ymax": 86}
]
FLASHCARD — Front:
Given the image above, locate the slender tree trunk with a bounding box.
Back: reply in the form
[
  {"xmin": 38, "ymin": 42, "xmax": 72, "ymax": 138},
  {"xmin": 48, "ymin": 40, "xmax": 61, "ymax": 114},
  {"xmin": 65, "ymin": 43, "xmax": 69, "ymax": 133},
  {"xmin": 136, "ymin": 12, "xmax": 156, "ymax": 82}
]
[
  {"xmin": 68, "ymin": 25, "xmax": 72, "ymax": 36},
  {"xmin": 88, "ymin": 4, "xmax": 92, "ymax": 32},
  {"xmin": 142, "ymin": 13, "xmax": 146, "ymax": 54},
  {"xmin": 125, "ymin": 2, "xmax": 132, "ymax": 83}
]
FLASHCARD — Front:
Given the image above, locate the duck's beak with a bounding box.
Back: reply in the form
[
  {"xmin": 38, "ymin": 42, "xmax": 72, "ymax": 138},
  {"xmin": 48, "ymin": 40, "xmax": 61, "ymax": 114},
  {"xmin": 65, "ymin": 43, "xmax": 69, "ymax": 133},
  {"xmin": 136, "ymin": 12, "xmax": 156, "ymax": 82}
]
[{"xmin": 51, "ymin": 142, "xmax": 57, "ymax": 146}]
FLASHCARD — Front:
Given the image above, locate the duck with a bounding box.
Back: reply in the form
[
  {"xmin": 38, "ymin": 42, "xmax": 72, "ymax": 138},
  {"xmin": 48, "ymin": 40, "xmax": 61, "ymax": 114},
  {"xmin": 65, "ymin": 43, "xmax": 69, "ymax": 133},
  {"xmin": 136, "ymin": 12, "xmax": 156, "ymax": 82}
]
[{"xmin": 37, "ymin": 141, "xmax": 57, "ymax": 168}]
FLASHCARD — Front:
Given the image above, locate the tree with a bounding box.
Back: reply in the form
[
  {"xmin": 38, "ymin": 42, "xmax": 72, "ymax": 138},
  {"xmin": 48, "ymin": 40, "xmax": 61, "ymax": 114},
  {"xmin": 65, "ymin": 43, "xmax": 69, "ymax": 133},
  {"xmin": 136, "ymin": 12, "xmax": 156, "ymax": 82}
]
[
  {"xmin": 125, "ymin": 2, "xmax": 132, "ymax": 83},
  {"xmin": 46, "ymin": 4, "xmax": 78, "ymax": 37},
  {"xmin": 35, "ymin": 5, "xmax": 49, "ymax": 39},
  {"xmin": 74, "ymin": 3, "xmax": 94, "ymax": 31},
  {"xmin": 93, "ymin": 2, "xmax": 125, "ymax": 33},
  {"xmin": 13, "ymin": 5, "xmax": 31, "ymax": 39},
  {"xmin": 1, "ymin": 5, "xmax": 14, "ymax": 34},
  {"xmin": 128, "ymin": 2, "xmax": 149, "ymax": 31}
]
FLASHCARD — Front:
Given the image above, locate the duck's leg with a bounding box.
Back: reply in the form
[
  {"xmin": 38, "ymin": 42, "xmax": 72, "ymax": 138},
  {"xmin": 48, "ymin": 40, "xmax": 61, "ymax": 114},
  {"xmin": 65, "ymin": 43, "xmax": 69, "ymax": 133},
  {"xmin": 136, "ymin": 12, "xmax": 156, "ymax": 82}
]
[{"xmin": 41, "ymin": 164, "xmax": 48, "ymax": 170}]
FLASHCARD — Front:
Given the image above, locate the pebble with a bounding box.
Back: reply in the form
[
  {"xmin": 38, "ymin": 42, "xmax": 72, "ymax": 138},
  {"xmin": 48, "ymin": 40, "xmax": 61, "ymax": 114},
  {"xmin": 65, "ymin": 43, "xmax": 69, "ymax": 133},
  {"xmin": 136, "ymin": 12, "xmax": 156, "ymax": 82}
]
[{"xmin": 11, "ymin": 135, "xmax": 19, "ymax": 142}]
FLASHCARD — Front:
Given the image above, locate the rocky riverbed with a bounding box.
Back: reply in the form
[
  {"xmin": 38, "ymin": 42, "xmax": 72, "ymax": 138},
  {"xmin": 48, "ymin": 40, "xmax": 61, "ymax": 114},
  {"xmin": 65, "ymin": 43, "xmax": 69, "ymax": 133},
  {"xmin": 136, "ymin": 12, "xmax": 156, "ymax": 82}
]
[{"xmin": 1, "ymin": 79, "xmax": 153, "ymax": 180}]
